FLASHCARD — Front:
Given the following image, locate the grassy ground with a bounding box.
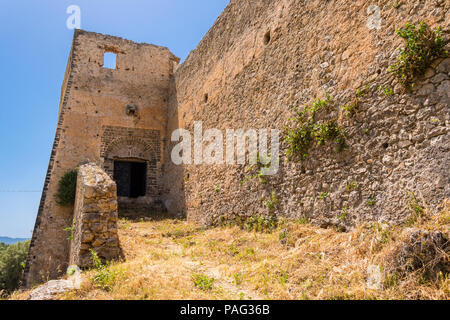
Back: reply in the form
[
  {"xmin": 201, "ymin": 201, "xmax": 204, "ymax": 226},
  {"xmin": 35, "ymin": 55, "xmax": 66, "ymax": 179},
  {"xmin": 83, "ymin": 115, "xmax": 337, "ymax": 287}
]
[{"xmin": 10, "ymin": 202, "xmax": 449, "ymax": 300}]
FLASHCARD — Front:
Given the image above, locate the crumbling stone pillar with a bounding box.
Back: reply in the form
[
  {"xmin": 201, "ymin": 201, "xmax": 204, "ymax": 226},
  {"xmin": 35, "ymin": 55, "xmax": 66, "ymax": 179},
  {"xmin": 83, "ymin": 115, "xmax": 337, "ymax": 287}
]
[{"xmin": 69, "ymin": 163, "xmax": 120, "ymax": 268}]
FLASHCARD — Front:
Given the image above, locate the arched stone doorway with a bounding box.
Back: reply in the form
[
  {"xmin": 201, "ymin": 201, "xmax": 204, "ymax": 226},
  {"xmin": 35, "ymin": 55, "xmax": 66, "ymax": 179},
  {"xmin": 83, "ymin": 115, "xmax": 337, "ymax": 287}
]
[{"xmin": 100, "ymin": 126, "xmax": 164, "ymax": 217}]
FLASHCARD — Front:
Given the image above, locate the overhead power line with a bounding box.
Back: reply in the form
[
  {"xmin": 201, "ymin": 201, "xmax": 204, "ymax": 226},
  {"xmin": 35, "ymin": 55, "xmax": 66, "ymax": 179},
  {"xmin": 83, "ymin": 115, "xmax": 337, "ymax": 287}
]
[{"xmin": 0, "ymin": 190, "xmax": 41, "ymax": 193}]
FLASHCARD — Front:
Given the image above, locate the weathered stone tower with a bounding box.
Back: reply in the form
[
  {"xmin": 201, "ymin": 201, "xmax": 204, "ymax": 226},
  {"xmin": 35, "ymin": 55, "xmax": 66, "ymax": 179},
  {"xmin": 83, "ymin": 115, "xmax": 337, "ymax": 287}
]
[{"xmin": 24, "ymin": 30, "xmax": 179, "ymax": 287}]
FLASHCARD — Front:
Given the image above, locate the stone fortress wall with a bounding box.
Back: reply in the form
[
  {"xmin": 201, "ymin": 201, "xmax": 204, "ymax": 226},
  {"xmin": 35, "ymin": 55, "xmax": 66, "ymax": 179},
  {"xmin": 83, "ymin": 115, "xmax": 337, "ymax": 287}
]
[{"xmin": 164, "ymin": 0, "xmax": 449, "ymax": 228}]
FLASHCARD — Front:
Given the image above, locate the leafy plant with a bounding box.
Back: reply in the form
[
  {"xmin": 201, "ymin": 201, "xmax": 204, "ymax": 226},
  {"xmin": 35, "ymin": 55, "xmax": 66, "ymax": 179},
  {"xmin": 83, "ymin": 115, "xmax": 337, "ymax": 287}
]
[
  {"xmin": 192, "ymin": 273, "xmax": 214, "ymax": 291},
  {"xmin": 285, "ymin": 120, "xmax": 314, "ymax": 161},
  {"xmin": 245, "ymin": 214, "xmax": 278, "ymax": 233},
  {"xmin": 265, "ymin": 191, "xmax": 279, "ymax": 213},
  {"xmin": 63, "ymin": 219, "xmax": 76, "ymax": 240},
  {"xmin": 356, "ymin": 84, "xmax": 370, "ymax": 97},
  {"xmin": 346, "ymin": 180, "xmax": 359, "ymax": 192},
  {"xmin": 378, "ymin": 85, "xmax": 394, "ymax": 96},
  {"xmin": 405, "ymin": 191, "xmax": 425, "ymax": 226},
  {"xmin": 408, "ymin": 191, "xmax": 424, "ymax": 216},
  {"xmin": 56, "ymin": 170, "xmax": 78, "ymax": 206},
  {"xmin": 217, "ymin": 203, "xmax": 278, "ymax": 233},
  {"xmin": 367, "ymin": 197, "xmax": 377, "ymax": 206},
  {"xmin": 297, "ymin": 216, "xmax": 309, "ymax": 225},
  {"xmin": 342, "ymin": 102, "xmax": 358, "ymax": 117},
  {"xmin": 278, "ymin": 272, "xmax": 288, "ymax": 285},
  {"xmin": 247, "ymin": 153, "xmax": 275, "ymax": 184},
  {"xmin": 90, "ymin": 249, "xmax": 117, "ymax": 291},
  {"xmin": 278, "ymin": 229, "xmax": 288, "ymax": 241},
  {"xmin": 319, "ymin": 192, "xmax": 329, "ymax": 200},
  {"xmin": 285, "ymin": 95, "xmax": 346, "ymax": 162},
  {"xmin": 279, "ymin": 228, "xmax": 294, "ymax": 246},
  {"xmin": 339, "ymin": 207, "xmax": 349, "ymax": 221},
  {"xmin": 380, "ymin": 228, "xmax": 391, "ymax": 244},
  {"xmin": 313, "ymin": 121, "xmax": 346, "ymax": 150},
  {"xmin": 227, "ymin": 244, "xmax": 240, "ymax": 256},
  {"xmin": 389, "ymin": 22, "xmax": 448, "ymax": 88},
  {"xmin": 233, "ymin": 273, "xmax": 244, "ymax": 286},
  {"xmin": 245, "ymin": 247, "xmax": 255, "ymax": 256}
]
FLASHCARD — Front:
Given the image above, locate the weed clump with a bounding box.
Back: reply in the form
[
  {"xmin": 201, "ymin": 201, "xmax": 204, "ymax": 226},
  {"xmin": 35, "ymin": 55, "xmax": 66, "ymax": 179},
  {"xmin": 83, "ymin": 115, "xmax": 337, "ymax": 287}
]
[
  {"xmin": 389, "ymin": 22, "xmax": 448, "ymax": 89},
  {"xmin": 63, "ymin": 219, "xmax": 76, "ymax": 240},
  {"xmin": 285, "ymin": 95, "xmax": 346, "ymax": 162},
  {"xmin": 406, "ymin": 191, "xmax": 426, "ymax": 226},
  {"xmin": 90, "ymin": 249, "xmax": 119, "ymax": 291},
  {"xmin": 245, "ymin": 214, "xmax": 278, "ymax": 233},
  {"xmin": 192, "ymin": 273, "xmax": 214, "ymax": 291},
  {"xmin": 217, "ymin": 213, "xmax": 278, "ymax": 233}
]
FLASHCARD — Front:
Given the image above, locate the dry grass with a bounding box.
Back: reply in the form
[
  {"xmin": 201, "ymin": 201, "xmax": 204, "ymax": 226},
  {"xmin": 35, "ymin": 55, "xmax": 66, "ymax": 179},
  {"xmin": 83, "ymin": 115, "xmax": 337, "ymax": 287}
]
[{"xmin": 10, "ymin": 202, "xmax": 449, "ymax": 300}]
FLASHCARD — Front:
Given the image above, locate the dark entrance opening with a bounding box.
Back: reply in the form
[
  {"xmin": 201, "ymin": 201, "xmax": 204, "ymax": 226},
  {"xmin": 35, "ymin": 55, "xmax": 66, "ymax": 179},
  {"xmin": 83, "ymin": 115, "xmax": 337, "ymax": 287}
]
[{"xmin": 113, "ymin": 160, "xmax": 147, "ymax": 198}]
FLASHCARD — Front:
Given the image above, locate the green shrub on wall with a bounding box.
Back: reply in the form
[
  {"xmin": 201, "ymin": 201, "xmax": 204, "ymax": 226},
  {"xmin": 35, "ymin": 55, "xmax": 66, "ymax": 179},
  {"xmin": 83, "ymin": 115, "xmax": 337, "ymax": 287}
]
[
  {"xmin": 284, "ymin": 95, "xmax": 346, "ymax": 162},
  {"xmin": 389, "ymin": 21, "xmax": 448, "ymax": 88},
  {"xmin": 56, "ymin": 170, "xmax": 78, "ymax": 206}
]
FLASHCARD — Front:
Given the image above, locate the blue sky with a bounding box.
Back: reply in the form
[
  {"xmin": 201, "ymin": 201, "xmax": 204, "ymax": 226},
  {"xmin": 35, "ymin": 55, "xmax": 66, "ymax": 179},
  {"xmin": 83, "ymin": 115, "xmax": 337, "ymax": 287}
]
[{"xmin": 0, "ymin": 0, "xmax": 229, "ymax": 238}]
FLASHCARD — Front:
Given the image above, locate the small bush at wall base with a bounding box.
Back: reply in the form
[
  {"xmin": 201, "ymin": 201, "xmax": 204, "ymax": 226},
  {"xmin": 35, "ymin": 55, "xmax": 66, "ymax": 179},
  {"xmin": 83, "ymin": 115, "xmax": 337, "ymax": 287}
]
[
  {"xmin": 217, "ymin": 213, "xmax": 278, "ymax": 233},
  {"xmin": 246, "ymin": 214, "xmax": 278, "ymax": 233},
  {"xmin": 265, "ymin": 191, "xmax": 279, "ymax": 213},
  {"xmin": 90, "ymin": 249, "xmax": 117, "ymax": 291},
  {"xmin": 389, "ymin": 21, "xmax": 448, "ymax": 89},
  {"xmin": 56, "ymin": 170, "xmax": 78, "ymax": 206},
  {"xmin": 296, "ymin": 216, "xmax": 309, "ymax": 225},
  {"xmin": 405, "ymin": 191, "xmax": 426, "ymax": 226}
]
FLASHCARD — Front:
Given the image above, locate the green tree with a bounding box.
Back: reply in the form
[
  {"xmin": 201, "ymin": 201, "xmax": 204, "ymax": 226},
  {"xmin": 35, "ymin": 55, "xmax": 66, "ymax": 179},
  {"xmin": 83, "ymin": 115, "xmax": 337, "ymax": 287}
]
[{"xmin": 0, "ymin": 240, "xmax": 30, "ymax": 292}]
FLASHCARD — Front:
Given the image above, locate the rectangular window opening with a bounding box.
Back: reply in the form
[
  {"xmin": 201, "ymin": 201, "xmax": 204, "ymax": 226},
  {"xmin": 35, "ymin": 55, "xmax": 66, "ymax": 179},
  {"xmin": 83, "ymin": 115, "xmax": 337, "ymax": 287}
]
[{"xmin": 103, "ymin": 52, "xmax": 117, "ymax": 69}]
